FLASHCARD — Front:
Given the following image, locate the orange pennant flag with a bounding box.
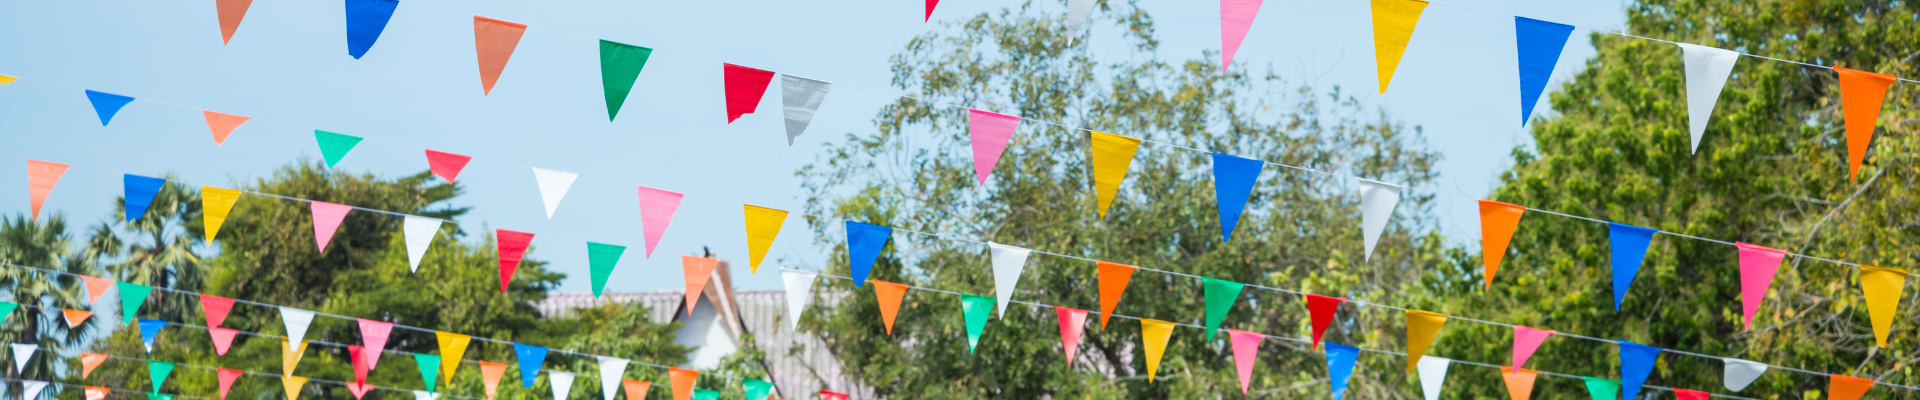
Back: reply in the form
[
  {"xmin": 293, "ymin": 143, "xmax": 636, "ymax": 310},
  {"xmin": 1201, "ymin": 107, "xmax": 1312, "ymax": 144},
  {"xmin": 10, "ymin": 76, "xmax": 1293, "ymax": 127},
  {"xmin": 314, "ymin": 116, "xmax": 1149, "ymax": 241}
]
[
  {"xmin": 622, "ymin": 380, "xmax": 652, "ymax": 400},
  {"xmin": 81, "ymin": 353, "xmax": 107, "ymax": 378},
  {"xmin": 63, "ymin": 309, "xmax": 92, "ymax": 328},
  {"xmin": 1097, "ymin": 261, "xmax": 1136, "ymax": 329},
  {"xmin": 1834, "ymin": 66, "xmax": 1898, "ymax": 181},
  {"xmin": 682, "ymin": 255, "xmax": 720, "ymax": 316},
  {"xmin": 479, "ymin": 361, "xmax": 508, "ymax": 400},
  {"xmin": 85, "ymin": 386, "xmax": 107, "ymax": 400},
  {"xmin": 473, "ymin": 16, "xmax": 529, "ymax": 96},
  {"xmin": 1501, "ymin": 367, "xmax": 1538, "ymax": 400},
  {"xmin": 872, "ymin": 279, "xmax": 909, "ymax": 335},
  {"xmin": 215, "ymin": 0, "xmax": 255, "ymax": 44},
  {"xmin": 1478, "ymin": 200, "xmax": 1526, "ymax": 287},
  {"xmin": 668, "ymin": 367, "xmax": 698, "ymax": 400},
  {"xmin": 26, "ymin": 159, "xmax": 70, "ymax": 222},
  {"xmin": 1830, "ymin": 374, "xmax": 1874, "ymax": 400},
  {"xmin": 203, "ymin": 111, "xmax": 250, "ymax": 145},
  {"xmin": 80, "ymin": 275, "xmax": 113, "ymax": 304}
]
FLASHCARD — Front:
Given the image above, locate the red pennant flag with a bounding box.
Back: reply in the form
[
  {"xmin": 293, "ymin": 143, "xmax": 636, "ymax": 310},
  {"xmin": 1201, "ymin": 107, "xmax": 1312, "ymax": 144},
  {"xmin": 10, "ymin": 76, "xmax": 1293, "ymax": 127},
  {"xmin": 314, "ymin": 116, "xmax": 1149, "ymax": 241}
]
[
  {"xmin": 1306, "ymin": 294, "xmax": 1345, "ymax": 347},
  {"xmin": 723, "ymin": 64, "xmax": 776, "ymax": 123},
  {"xmin": 348, "ymin": 345, "xmax": 370, "ymax": 385},
  {"xmin": 26, "ymin": 159, "xmax": 70, "ymax": 222},
  {"xmin": 668, "ymin": 367, "xmax": 699, "ymax": 400},
  {"xmin": 924, "ymin": 0, "xmax": 940, "ymax": 21},
  {"xmin": 496, "ymin": 229, "xmax": 535, "ymax": 293},
  {"xmin": 1673, "ymin": 388, "xmax": 1709, "ymax": 400},
  {"xmin": 1834, "ymin": 67, "xmax": 1898, "ymax": 181},
  {"xmin": 473, "ymin": 16, "xmax": 528, "ymax": 95},
  {"xmin": 81, "ymin": 353, "xmax": 107, "ymax": 378},
  {"xmin": 81, "ymin": 275, "xmax": 113, "ymax": 304},
  {"xmin": 201, "ymin": 294, "xmax": 236, "ymax": 327},
  {"xmin": 1055, "ymin": 307, "xmax": 1088, "ymax": 365},
  {"xmin": 218, "ymin": 369, "xmax": 243, "ymax": 399},
  {"xmin": 1096, "ymin": 261, "xmax": 1136, "ymax": 329},
  {"xmin": 872, "ymin": 280, "xmax": 909, "ymax": 335},
  {"xmin": 203, "ymin": 111, "xmax": 251, "ymax": 145},
  {"xmin": 62, "ymin": 309, "xmax": 91, "ymax": 328},
  {"xmin": 215, "ymin": 0, "xmax": 255, "ymax": 44},
  {"xmin": 424, "ymin": 150, "xmax": 473, "ymax": 182},
  {"xmin": 682, "ymin": 255, "xmax": 721, "ymax": 316},
  {"xmin": 820, "ymin": 391, "xmax": 849, "ymax": 400},
  {"xmin": 209, "ymin": 327, "xmax": 238, "ymax": 355},
  {"xmin": 310, "ymin": 201, "xmax": 353, "ymax": 252}
]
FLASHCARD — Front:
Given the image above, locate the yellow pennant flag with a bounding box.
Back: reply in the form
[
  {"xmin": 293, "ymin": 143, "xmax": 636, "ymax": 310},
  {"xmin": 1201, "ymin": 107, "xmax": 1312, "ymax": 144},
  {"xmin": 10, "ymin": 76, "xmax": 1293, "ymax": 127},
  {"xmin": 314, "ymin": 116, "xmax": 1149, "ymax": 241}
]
[
  {"xmin": 1088, "ymin": 131, "xmax": 1143, "ymax": 218},
  {"xmin": 1861, "ymin": 266, "xmax": 1907, "ymax": 348},
  {"xmin": 1139, "ymin": 318, "xmax": 1175, "ymax": 382},
  {"xmin": 280, "ymin": 338, "xmax": 309, "ymax": 377},
  {"xmin": 1405, "ymin": 309, "xmax": 1448, "ymax": 372},
  {"xmin": 282, "ymin": 375, "xmax": 308, "ymax": 400},
  {"xmin": 0, "ymin": 75, "xmax": 16, "ymax": 85},
  {"xmin": 436, "ymin": 331, "xmax": 472, "ymax": 386},
  {"xmin": 742, "ymin": 205, "xmax": 789, "ymax": 274},
  {"xmin": 1369, "ymin": 0, "xmax": 1429, "ymax": 94},
  {"xmin": 202, "ymin": 187, "xmax": 243, "ymax": 241}
]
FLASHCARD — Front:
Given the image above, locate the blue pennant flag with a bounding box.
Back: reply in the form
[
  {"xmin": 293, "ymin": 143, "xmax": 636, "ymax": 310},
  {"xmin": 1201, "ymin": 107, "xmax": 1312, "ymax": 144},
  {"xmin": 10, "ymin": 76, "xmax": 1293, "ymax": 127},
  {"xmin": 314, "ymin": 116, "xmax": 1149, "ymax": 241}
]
[
  {"xmin": 1326, "ymin": 342, "xmax": 1359, "ymax": 400},
  {"xmin": 845, "ymin": 221, "xmax": 891, "ymax": 287},
  {"xmin": 345, "ymin": 0, "xmax": 400, "ymax": 59},
  {"xmin": 1619, "ymin": 340, "xmax": 1662, "ymax": 400},
  {"xmin": 138, "ymin": 318, "xmax": 168, "ymax": 354},
  {"xmin": 85, "ymin": 90, "xmax": 135, "ymax": 126},
  {"xmin": 1608, "ymin": 222, "xmax": 1658, "ymax": 310},
  {"xmin": 513, "ymin": 343, "xmax": 548, "ymax": 387},
  {"xmin": 1514, "ymin": 16, "xmax": 1573, "ymax": 126},
  {"xmin": 124, "ymin": 174, "xmax": 166, "ymax": 222},
  {"xmin": 1211, "ymin": 153, "xmax": 1263, "ymax": 242}
]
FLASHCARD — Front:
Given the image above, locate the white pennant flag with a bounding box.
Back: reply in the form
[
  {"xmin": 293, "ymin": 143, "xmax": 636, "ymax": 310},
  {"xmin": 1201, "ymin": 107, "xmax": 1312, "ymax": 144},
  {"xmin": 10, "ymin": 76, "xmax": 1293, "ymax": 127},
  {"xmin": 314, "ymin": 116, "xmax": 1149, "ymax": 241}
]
[
  {"xmin": 1722, "ymin": 358, "xmax": 1768, "ymax": 392},
  {"xmin": 279, "ymin": 307, "xmax": 315, "ymax": 346},
  {"xmin": 403, "ymin": 216, "xmax": 442, "ymax": 273},
  {"xmin": 782, "ymin": 270, "xmax": 817, "ymax": 330},
  {"xmin": 531, "ymin": 168, "xmax": 579, "ymax": 219},
  {"xmin": 1066, "ymin": 0, "xmax": 1096, "ymax": 35},
  {"xmin": 1678, "ymin": 43, "xmax": 1740, "ymax": 154},
  {"xmin": 21, "ymin": 380, "xmax": 48, "ymax": 400},
  {"xmin": 988, "ymin": 242, "xmax": 1031, "ymax": 319},
  {"xmin": 597, "ymin": 357, "xmax": 628, "ymax": 400},
  {"xmin": 414, "ymin": 390, "xmax": 440, "ymax": 400},
  {"xmin": 9, "ymin": 344, "xmax": 35, "ymax": 374},
  {"xmin": 1357, "ymin": 179, "xmax": 1401, "ymax": 262},
  {"xmin": 780, "ymin": 75, "xmax": 832, "ymax": 146},
  {"xmin": 547, "ymin": 371, "xmax": 575, "ymax": 400},
  {"xmin": 1416, "ymin": 356, "xmax": 1450, "ymax": 400}
]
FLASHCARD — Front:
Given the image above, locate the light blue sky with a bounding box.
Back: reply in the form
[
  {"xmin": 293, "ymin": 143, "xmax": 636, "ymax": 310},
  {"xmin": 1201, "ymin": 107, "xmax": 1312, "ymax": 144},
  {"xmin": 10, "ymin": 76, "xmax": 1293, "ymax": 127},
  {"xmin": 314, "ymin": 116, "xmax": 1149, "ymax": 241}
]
[{"xmin": 0, "ymin": 0, "xmax": 1628, "ymax": 293}]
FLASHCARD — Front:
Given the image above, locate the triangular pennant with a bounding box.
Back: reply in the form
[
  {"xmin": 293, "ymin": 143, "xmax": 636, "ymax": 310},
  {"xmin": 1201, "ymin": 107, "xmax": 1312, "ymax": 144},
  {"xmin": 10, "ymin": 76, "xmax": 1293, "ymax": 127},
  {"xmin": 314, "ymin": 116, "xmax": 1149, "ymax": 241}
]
[
  {"xmin": 967, "ymin": 109, "xmax": 1022, "ymax": 184},
  {"xmin": 422, "ymin": 150, "xmax": 472, "ymax": 183},
  {"xmin": 1477, "ymin": 200, "xmax": 1526, "ymax": 286},
  {"xmin": 1618, "ymin": 340, "xmax": 1662, "ymax": 400},
  {"xmin": 21, "ymin": 381, "xmax": 47, "ymax": 400},
  {"xmin": 1608, "ymin": 222, "xmax": 1658, "ymax": 310},
  {"xmin": 81, "ymin": 276, "xmax": 112, "ymax": 304},
  {"xmin": 1225, "ymin": 329, "xmax": 1262, "ymax": 394},
  {"xmin": 85, "ymin": 387, "xmax": 107, "ymax": 400},
  {"xmin": 1211, "ymin": 153, "xmax": 1263, "ymax": 242},
  {"xmin": 781, "ymin": 270, "xmax": 816, "ymax": 330},
  {"xmin": 1859, "ymin": 265, "xmax": 1907, "ymax": 348},
  {"xmin": 309, "ymin": 201, "xmax": 353, "ymax": 252},
  {"xmin": 1369, "ymin": 0, "xmax": 1428, "ymax": 93},
  {"xmin": 1306, "ymin": 294, "xmax": 1345, "ymax": 347},
  {"xmin": 358, "ymin": 319, "xmax": 393, "ymax": 370},
  {"xmin": 26, "ymin": 160, "xmax": 70, "ymax": 222},
  {"xmin": 778, "ymin": 75, "xmax": 831, "ymax": 145},
  {"xmin": 1500, "ymin": 367, "xmax": 1538, "ymax": 400},
  {"xmin": 280, "ymin": 307, "xmax": 315, "ymax": 345},
  {"xmin": 62, "ymin": 309, "xmax": 91, "ymax": 328},
  {"xmin": 693, "ymin": 389, "xmax": 719, "ymax": 400},
  {"xmin": 201, "ymin": 186, "xmax": 242, "ymax": 241},
  {"xmin": 622, "ymin": 381, "xmax": 652, "ymax": 400},
  {"xmin": 0, "ymin": 302, "xmax": 14, "ymax": 324},
  {"xmin": 200, "ymin": 294, "xmax": 235, "ymax": 327},
  {"xmin": 203, "ymin": 111, "xmax": 250, "ymax": 145},
  {"xmin": 872, "ymin": 279, "xmax": 909, "ymax": 335},
  {"xmin": 598, "ymin": 358, "xmax": 629, "ymax": 400},
  {"xmin": 549, "ymin": 371, "xmax": 576, "ymax": 400},
  {"xmin": 1096, "ymin": 261, "xmax": 1135, "ymax": 329},
  {"xmin": 682, "ymin": 255, "xmax": 721, "ymax": 316},
  {"xmin": 1218, "ymin": 0, "xmax": 1265, "ymax": 73},
  {"xmin": 218, "ymin": 369, "xmax": 243, "ymax": 399},
  {"xmin": 1513, "ymin": 17, "xmax": 1573, "ymax": 125},
  {"xmin": 346, "ymin": 382, "xmax": 374, "ymax": 400},
  {"xmin": 1066, "ymin": 0, "xmax": 1095, "ymax": 34},
  {"xmin": 123, "ymin": 174, "xmax": 166, "ymax": 222},
  {"xmin": 743, "ymin": 379, "xmax": 772, "ymax": 400},
  {"xmin": 1677, "ymin": 44, "xmax": 1740, "ymax": 153},
  {"xmin": 120, "ymin": 282, "xmax": 153, "ymax": 323},
  {"xmin": 208, "ymin": 327, "xmax": 238, "ymax": 355},
  {"xmin": 531, "ymin": 168, "xmax": 579, "ymax": 218},
  {"xmin": 637, "ymin": 186, "xmax": 685, "ymax": 257},
  {"xmin": 149, "ymin": 360, "xmax": 175, "ymax": 393},
  {"xmin": 669, "ymin": 367, "xmax": 698, "ymax": 400},
  {"xmin": 1405, "ymin": 310, "xmax": 1448, "ymax": 372},
  {"xmin": 1511, "ymin": 325, "xmax": 1554, "ymax": 368},
  {"xmin": 743, "ymin": 205, "xmax": 789, "ymax": 273},
  {"xmin": 479, "ymin": 361, "xmax": 508, "ymax": 400},
  {"xmin": 1088, "ymin": 131, "xmax": 1143, "ymax": 218},
  {"xmin": 515, "ymin": 343, "xmax": 549, "ymax": 387},
  {"xmin": 344, "ymin": 0, "xmax": 399, "ymax": 59},
  {"xmin": 9, "ymin": 344, "xmax": 34, "ymax": 374},
  {"xmin": 1583, "ymin": 377, "xmax": 1619, "ymax": 400},
  {"xmin": 1357, "ymin": 179, "xmax": 1401, "ymax": 261},
  {"xmin": 1723, "ymin": 358, "xmax": 1767, "ymax": 392},
  {"xmin": 844, "ymin": 221, "xmax": 891, "ymax": 286},
  {"xmin": 959, "ymin": 294, "xmax": 994, "ymax": 353},
  {"xmin": 724, "ymin": 64, "xmax": 776, "ymax": 123},
  {"xmin": 404, "ymin": 216, "xmax": 442, "ymax": 272},
  {"xmin": 415, "ymin": 391, "xmax": 440, "ymax": 400},
  {"xmin": 0, "ymin": 75, "xmax": 13, "ymax": 85},
  {"xmin": 496, "ymin": 229, "xmax": 536, "ymax": 293},
  {"xmin": 1417, "ymin": 357, "xmax": 1450, "ymax": 400},
  {"xmin": 1140, "ymin": 318, "xmax": 1175, "ymax": 382},
  {"xmin": 924, "ymin": 0, "xmax": 940, "ymax": 21},
  {"xmin": 588, "ymin": 242, "xmax": 627, "ymax": 298},
  {"xmin": 281, "ymin": 375, "xmax": 308, "ymax": 400},
  {"xmin": 281, "ymin": 338, "xmax": 309, "ymax": 377},
  {"xmin": 1326, "ymin": 342, "xmax": 1359, "ymax": 400},
  {"xmin": 1830, "ymin": 374, "xmax": 1875, "ymax": 400},
  {"xmin": 988, "ymin": 242, "xmax": 1031, "ymax": 319},
  {"xmin": 1673, "ymin": 388, "xmax": 1709, "ymax": 400},
  {"xmin": 313, "ymin": 130, "xmax": 363, "ymax": 168},
  {"xmin": 413, "ymin": 353, "xmax": 440, "ymax": 394},
  {"xmin": 138, "ymin": 318, "xmax": 167, "ymax": 353},
  {"xmin": 84, "ymin": 91, "xmax": 134, "ymax": 126},
  {"xmin": 346, "ymin": 346, "xmax": 367, "ymax": 386},
  {"xmin": 81, "ymin": 353, "xmax": 106, "ymax": 378},
  {"xmin": 1736, "ymin": 242, "xmax": 1786, "ymax": 329},
  {"xmin": 1203, "ymin": 278, "xmax": 1246, "ymax": 341},
  {"xmin": 436, "ymin": 332, "xmax": 471, "ymax": 387},
  {"xmin": 598, "ymin": 40, "xmax": 654, "ymax": 121},
  {"xmin": 1835, "ymin": 66, "xmax": 1898, "ymax": 181},
  {"xmin": 819, "ymin": 390, "xmax": 848, "ymax": 400},
  {"xmin": 472, "ymin": 16, "xmax": 528, "ymax": 95}
]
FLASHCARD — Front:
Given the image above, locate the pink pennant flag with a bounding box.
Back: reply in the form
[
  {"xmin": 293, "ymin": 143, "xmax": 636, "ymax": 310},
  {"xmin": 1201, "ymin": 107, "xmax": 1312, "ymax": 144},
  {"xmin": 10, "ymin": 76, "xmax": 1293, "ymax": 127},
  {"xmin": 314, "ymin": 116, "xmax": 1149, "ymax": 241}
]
[
  {"xmin": 217, "ymin": 368, "xmax": 243, "ymax": 399},
  {"xmin": 203, "ymin": 111, "xmax": 250, "ymax": 145},
  {"xmin": 358, "ymin": 319, "xmax": 393, "ymax": 370},
  {"xmin": 1226, "ymin": 329, "xmax": 1264, "ymax": 394},
  {"xmin": 27, "ymin": 159, "xmax": 70, "ymax": 222},
  {"xmin": 1219, "ymin": 0, "xmax": 1266, "ymax": 73},
  {"xmin": 348, "ymin": 345, "xmax": 370, "ymax": 385},
  {"xmin": 1055, "ymin": 307, "xmax": 1088, "ymax": 365},
  {"xmin": 637, "ymin": 186, "xmax": 685, "ymax": 258},
  {"xmin": 723, "ymin": 64, "xmax": 776, "ymax": 123},
  {"xmin": 1511, "ymin": 325, "xmax": 1555, "ymax": 368},
  {"xmin": 1737, "ymin": 242, "xmax": 1787, "ymax": 329},
  {"xmin": 310, "ymin": 201, "xmax": 353, "ymax": 252},
  {"xmin": 209, "ymin": 327, "xmax": 238, "ymax": 355},
  {"xmin": 346, "ymin": 382, "xmax": 373, "ymax": 400},
  {"xmin": 424, "ymin": 150, "xmax": 472, "ymax": 182},
  {"xmin": 496, "ymin": 229, "xmax": 535, "ymax": 293},
  {"xmin": 1306, "ymin": 294, "xmax": 1345, "ymax": 347},
  {"xmin": 473, "ymin": 16, "xmax": 528, "ymax": 96},
  {"xmin": 967, "ymin": 109, "xmax": 1021, "ymax": 184},
  {"xmin": 201, "ymin": 294, "xmax": 235, "ymax": 327}
]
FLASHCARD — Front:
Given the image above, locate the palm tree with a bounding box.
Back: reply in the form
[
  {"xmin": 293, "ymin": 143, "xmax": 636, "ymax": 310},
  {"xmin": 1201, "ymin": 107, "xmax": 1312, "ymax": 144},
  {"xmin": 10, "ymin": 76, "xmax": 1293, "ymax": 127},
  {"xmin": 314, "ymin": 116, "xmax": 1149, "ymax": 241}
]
[
  {"xmin": 95, "ymin": 180, "xmax": 206, "ymax": 322},
  {"xmin": 0, "ymin": 213, "xmax": 106, "ymax": 390}
]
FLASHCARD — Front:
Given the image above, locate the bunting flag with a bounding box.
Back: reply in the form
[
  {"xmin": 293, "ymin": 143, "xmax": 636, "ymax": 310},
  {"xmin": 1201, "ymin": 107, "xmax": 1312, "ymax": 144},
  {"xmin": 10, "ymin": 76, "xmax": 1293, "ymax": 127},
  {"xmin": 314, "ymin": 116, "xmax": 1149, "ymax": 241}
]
[
  {"xmin": 314, "ymin": 130, "xmax": 362, "ymax": 168},
  {"xmin": 1306, "ymin": 294, "xmax": 1345, "ymax": 347},
  {"xmin": 281, "ymin": 338, "xmax": 310, "ymax": 377},
  {"xmin": 1218, "ymin": 0, "xmax": 1264, "ymax": 73},
  {"xmin": 1478, "ymin": 200, "xmax": 1525, "ymax": 286},
  {"xmin": 26, "ymin": 160, "xmax": 69, "ymax": 222},
  {"xmin": 84, "ymin": 90, "xmax": 134, "ymax": 126},
  {"xmin": 668, "ymin": 367, "xmax": 698, "ymax": 400},
  {"xmin": 85, "ymin": 387, "xmax": 107, "ymax": 400},
  {"xmin": 1609, "ymin": 222, "xmax": 1658, "ymax": 310},
  {"xmin": 781, "ymin": 270, "xmax": 815, "ymax": 330},
  {"xmin": 1225, "ymin": 329, "xmax": 1262, "ymax": 394},
  {"xmin": 743, "ymin": 379, "xmax": 772, "ymax": 400},
  {"xmin": 81, "ymin": 276, "xmax": 112, "ymax": 304},
  {"xmin": 21, "ymin": 381, "xmax": 47, "ymax": 400},
  {"xmin": 599, "ymin": 40, "xmax": 653, "ymax": 121},
  {"xmin": 818, "ymin": 391, "xmax": 848, "ymax": 400},
  {"xmin": 532, "ymin": 168, "xmax": 579, "ymax": 218},
  {"xmin": 0, "ymin": 75, "xmax": 13, "ymax": 85},
  {"xmin": 346, "ymin": 382, "xmax": 374, "ymax": 400},
  {"xmin": 988, "ymin": 242, "xmax": 1031, "ymax": 318},
  {"xmin": 588, "ymin": 242, "xmax": 627, "ymax": 298},
  {"xmin": 959, "ymin": 294, "xmax": 993, "ymax": 353},
  {"xmin": 924, "ymin": 0, "xmax": 940, "ymax": 21},
  {"xmin": 779, "ymin": 75, "xmax": 831, "ymax": 145},
  {"xmin": 0, "ymin": 302, "xmax": 13, "ymax": 324},
  {"xmin": 597, "ymin": 357, "xmax": 628, "ymax": 400},
  {"xmin": 124, "ymin": 174, "xmax": 166, "ymax": 221},
  {"xmin": 1510, "ymin": 325, "xmax": 1553, "ymax": 368},
  {"xmin": 404, "ymin": 216, "xmax": 442, "ymax": 272},
  {"xmin": 213, "ymin": 0, "xmax": 256, "ymax": 43},
  {"xmin": 1673, "ymin": 388, "xmax": 1709, "ymax": 400},
  {"xmin": 344, "ymin": 0, "xmax": 399, "ymax": 59},
  {"xmin": 1405, "ymin": 310, "xmax": 1447, "ymax": 372},
  {"xmin": 1055, "ymin": 307, "xmax": 1088, "ymax": 365},
  {"xmin": 724, "ymin": 64, "xmax": 776, "ymax": 123},
  {"xmin": 692, "ymin": 389, "xmax": 719, "ymax": 400},
  {"xmin": 1514, "ymin": 17, "xmax": 1573, "ymax": 125},
  {"xmin": 280, "ymin": 307, "xmax": 315, "ymax": 345},
  {"xmin": 682, "ymin": 255, "xmax": 721, "ymax": 316},
  {"xmin": 203, "ymin": 111, "xmax": 250, "ymax": 145},
  {"xmin": 1088, "ymin": 131, "xmax": 1143, "ymax": 218},
  {"xmin": 967, "ymin": 109, "xmax": 1022, "ymax": 184},
  {"xmin": 1202, "ymin": 278, "xmax": 1245, "ymax": 341},
  {"xmin": 415, "ymin": 391, "xmax": 440, "ymax": 400},
  {"xmin": 844, "ymin": 221, "xmax": 891, "ymax": 286},
  {"xmin": 479, "ymin": 361, "xmax": 508, "ymax": 400},
  {"xmin": 436, "ymin": 332, "xmax": 471, "ymax": 387},
  {"xmin": 201, "ymin": 186, "xmax": 241, "ymax": 241},
  {"xmin": 872, "ymin": 280, "xmax": 908, "ymax": 335},
  {"xmin": 621, "ymin": 381, "xmax": 651, "ymax": 400},
  {"xmin": 1369, "ymin": 0, "xmax": 1428, "ymax": 93},
  {"xmin": 495, "ymin": 229, "xmax": 535, "ymax": 293},
  {"xmin": 218, "ymin": 368, "xmax": 243, "ymax": 399},
  {"xmin": 1583, "ymin": 377, "xmax": 1620, "ymax": 400},
  {"xmin": 62, "ymin": 309, "xmax": 91, "ymax": 328},
  {"xmin": 201, "ymin": 294, "xmax": 235, "ymax": 327},
  {"xmin": 1736, "ymin": 242, "xmax": 1786, "ymax": 328},
  {"xmin": 1326, "ymin": 342, "xmax": 1359, "ymax": 400},
  {"xmin": 422, "ymin": 150, "xmax": 473, "ymax": 182},
  {"xmin": 515, "ymin": 343, "xmax": 548, "ymax": 387},
  {"xmin": 473, "ymin": 16, "xmax": 528, "ymax": 95},
  {"xmin": 1723, "ymin": 358, "xmax": 1767, "ymax": 392},
  {"xmin": 1357, "ymin": 179, "xmax": 1400, "ymax": 261},
  {"xmin": 1830, "ymin": 374, "xmax": 1875, "ymax": 400},
  {"xmin": 1677, "ymin": 44, "xmax": 1740, "ymax": 153},
  {"xmin": 637, "ymin": 186, "xmax": 684, "ymax": 257},
  {"xmin": 1067, "ymin": 0, "xmax": 1093, "ymax": 34},
  {"xmin": 1096, "ymin": 261, "xmax": 1135, "ymax": 329},
  {"xmin": 549, "ymin": 372, "xmax": 576, "ymax": 400},
  {"xmin": 743, "ymin": 205, "xmax": 788, "ymax": 273},
  {"xmin": 282, "ymin": 375, "xmax": 307, "ymax": 400},
  {"xmin": 9, "ymin": 344, "xmax": 33, "ymax": 374},
  {"xmin": 1835, "ymin": 66, "xmax": 1897, "ymax": 181},
  {"xmin": 1618, "ymin": 340, "xmax": 1661, "ymax": 400},
  {"xmin": 1859, "ymin": 265, "xmax": 1906, "ymax": 348},
  {"xmin": 413, "ymin": 353, "xmax": 440, "ymax": 393},
  {"xmin": 1139, "ymin": 318, "xmax": 1175, "ymax": 382},
  {"xmin": 359, "ymin": 319, "xmax": 393, "ymax": 370},
  {"xmin": 138, "ymin": 318, "xmax": 167, "ymax": 353},
  {"xmin": 1417, "ymin": 357, "xmax": 1450, "ymax": 400},
  {"xmin": 209, "ymin": 328, "xmax": 237, "ymax": 355},
  {"xmin": 1212, "ymin": 153, "xmax": 1263, "ymax": 242},
  {"xmin": 150, "ymin": 360, "xmax": 175, "ymax": 393},
  {"xmin": 309, "ymin": 201, "xmax": 352, "ymax": 252},
  {"xmin": 1500, "ymin": 367, "xmax": 1538, "ymax": 400}
]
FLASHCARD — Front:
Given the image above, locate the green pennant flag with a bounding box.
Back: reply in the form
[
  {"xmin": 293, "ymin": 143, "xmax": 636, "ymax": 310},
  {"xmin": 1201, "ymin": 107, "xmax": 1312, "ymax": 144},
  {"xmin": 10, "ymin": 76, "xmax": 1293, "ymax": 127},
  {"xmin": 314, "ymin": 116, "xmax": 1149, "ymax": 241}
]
[
  {"xmin": 744, "ymin": 379, "xmax": 773, "ymax": 400},
  {"xmin": 959, "ymin": 294, "xmax": 994, "ymax": 353},
  {"xmin": 119, "ymin": 282, "xmax": 153, "ymax": 323},
  {"xmin": 1583, "ymin": 376, "xmax": 1620, "ymax": 400},
  {"xmin": 414, "ymin": 353, "xmax": 441, "ymax": 393},
  {"xmin": 149, "ymin": 360, "xmax": 175, "ymax": 393},
  {"xmin": 314, "ymin": 130, "xmax": 363, "ymax": 168},
  {"xmin": 693, "ymin": 388, "xmax": 719, "ymax": 400},
  {"xmin": 0, "ymin": 302, "xmax": 18, "ymax": 324},
  {"xmin": 587, "ymin": 242, "xmax": 627, "ymax": 298},
  {"xmin": 1202, "ymin": 277, "xmax": 1245, "ymax": 341},
  {"xmin": 153, "ymin": 394, "xmax": 174, "ymax": 400},
  {"xmin": 599, "ymin": 40, "xmax": 654, "ymax": 121}
]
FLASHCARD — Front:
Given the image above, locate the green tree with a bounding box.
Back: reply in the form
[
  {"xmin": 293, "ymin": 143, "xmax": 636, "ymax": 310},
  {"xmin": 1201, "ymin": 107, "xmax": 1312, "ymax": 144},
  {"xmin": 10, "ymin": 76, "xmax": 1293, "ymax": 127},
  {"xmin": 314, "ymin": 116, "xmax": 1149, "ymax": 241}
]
[{"xmin": 0, "ymin": 213, "xmax": 105, "ymax": 386}]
